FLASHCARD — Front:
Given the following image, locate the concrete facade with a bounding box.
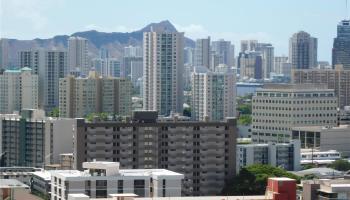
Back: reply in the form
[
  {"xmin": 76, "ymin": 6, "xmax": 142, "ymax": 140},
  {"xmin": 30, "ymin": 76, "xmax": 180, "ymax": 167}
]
[
  {"xmin": 236, "ymin": 140, "xmax": 301, "ymax": 173},
  {"xmin": 51, "ymin": 162, "xmax": 183, "ymax": 200},
  {"xmin": 292, "ymin": 125, "xmax": 350, "ymax": 157},
  {"xmin": 289, "ymin": 31, "xmax": 317, "ymax": 69},
  {"xmin": 292, "ymin": 65, "xmax": 350, "ymax": 108},
  {"xmin": 191, "ymin": 65, "xmax": 236, "ymax": 121},
  {"xmin": 251, "ymin": 84, "xmax": 338, "ymax": 143},
  {"xmin": 59, "ymin": 71, "xmax": 132, "ymax": 118},
  {"xmin": 143, "ymin": 31, "xmax": 184, "ymax": 116},
  {"xmin": 0, "ymin": 109, "xmax": 75, "ymax": 167},
  {"xmin": 0, "ymin": 67, "xmax": 38, "ymax": 114},
  {"xmin": 73, "ymin": 113, "xmax": 237, "ymax": 196}
]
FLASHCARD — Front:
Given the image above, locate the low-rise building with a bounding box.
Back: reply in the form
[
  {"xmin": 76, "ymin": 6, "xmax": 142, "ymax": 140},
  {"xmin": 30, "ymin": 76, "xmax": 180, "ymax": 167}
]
[
  {"xmin": 300, "ymin": 149, "xmax": 341, "ymax": 166},
  {"xmin": 31, "ymin": 170, "xmax": 52, "ymax": 199},
  {"xmin": 0, "ymin": 167, "xmax": 41, "ymax": 185},
  {"xmin": 236, "ymin": 140, "xmax": 301, "ymax": 173},
  {"xmin": 292, "ymin": 125, "xmax": 350, "ymax": 157},
  {"xmin": 51, "ymin": 161, "xmax": 183, "ymax": 200},
  {"xmin": 302, "ymin": 179, "xmax": 350, "ymax": 200}
]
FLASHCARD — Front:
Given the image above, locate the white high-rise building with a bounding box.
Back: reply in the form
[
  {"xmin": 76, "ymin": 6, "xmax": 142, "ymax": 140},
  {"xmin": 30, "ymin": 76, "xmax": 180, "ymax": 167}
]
[
  {"xmin": 256, "ymin": 43, "xmax": 274, "ymax": 78},
  {"xmin": 124, "ymin": 45, "xmax": 143, "ymax": 57},
  {"xmin": 212, "ymin": 39, "xmax": 234, "ymax": 67},
  {"xmin": 0, "ymin": 67, "xmax": 38, "ymax": 113},
  {"xmin": 91, "ymin": 58, "xmax": 121, "ymax": 77},
  {"xmin": 274, "ymin": 56, "xmax": 289, "ymax": 74},
  {"xmin": 194, "ymin": 37, "xmax": 210, "ymax": 68},
  {"xmin": 240, "ymin": 40, "xmax": 258, "ymax": 52},
  {"xmin": 122, "ymin": 46, "xmax": 143, "ymax": 78},
  {"xmin": 143, "ymin": 31, "xmax": 184, "ymax": 116},
  {"xmin": 18, "ymin": 49, "xmax": 68, "ymax": 112},
  {"xmin": 289, "ymin": 31, "xmax": 318, "ymax": 69},
  {"xmin": 192, "ymin": 65, "xmax": 236, "ymax": 121},
  {"xmin": 68, "ymin": 37, "xmax": 89, "ymax": 75}
]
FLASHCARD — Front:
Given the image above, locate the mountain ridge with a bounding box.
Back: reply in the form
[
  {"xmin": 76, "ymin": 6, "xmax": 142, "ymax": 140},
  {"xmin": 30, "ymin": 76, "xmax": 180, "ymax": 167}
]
[{"xmin": 3, "ymin": 20, "xmax": 195, "ymax": 65}]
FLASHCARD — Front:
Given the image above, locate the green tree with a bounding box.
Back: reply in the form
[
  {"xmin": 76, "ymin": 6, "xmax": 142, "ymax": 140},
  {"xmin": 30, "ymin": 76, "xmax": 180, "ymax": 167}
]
[
  {"xmin": 222, "ymin": 164, "xmax": 300, "ymax": 195},
  {"xmin": 49, "ymin": 107, "xmax": 59, "ymax": 117},
  {"xmin": 238, "ymin": 115, "xmax": 252, "ymax": 125},
  {"xmin": 237, "ymin": 104, "xmax": 252, "ymax": 115},
  {"xmin": 329, "ymin": 159, "xmax": 350, "ymax": 171},
  {"xmin": 183, "ymin": 107, "xmax": 191, "ymax": 117}
]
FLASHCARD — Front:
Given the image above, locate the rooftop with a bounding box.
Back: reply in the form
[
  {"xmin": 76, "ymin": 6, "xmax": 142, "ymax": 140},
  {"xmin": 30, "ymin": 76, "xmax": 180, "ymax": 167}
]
[{"xmin": 0, "ymin": 179, "xmax": 29, "ymax": 189}]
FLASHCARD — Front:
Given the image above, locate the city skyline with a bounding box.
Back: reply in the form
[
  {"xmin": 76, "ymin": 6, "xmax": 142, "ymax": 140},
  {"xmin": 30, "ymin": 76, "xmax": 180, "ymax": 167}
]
[{"xmin": 1, "ymin": 0, "xmax": 350, "ymax": 62}]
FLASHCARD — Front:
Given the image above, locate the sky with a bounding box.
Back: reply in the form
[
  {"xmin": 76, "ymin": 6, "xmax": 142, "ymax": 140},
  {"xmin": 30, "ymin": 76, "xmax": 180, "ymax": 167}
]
[{"xmin": 0, "ymin": 0, "xmax": 349, "ymax": 62}]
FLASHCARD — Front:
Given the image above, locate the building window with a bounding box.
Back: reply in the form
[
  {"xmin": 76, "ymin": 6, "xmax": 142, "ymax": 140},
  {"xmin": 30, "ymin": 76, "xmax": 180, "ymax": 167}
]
[
  {"xmin": 134, "ymin": 180, "xmax": 145, "ymax": 197},
  {"xmin": 118, "ymin": 180, "xmax": 123, "ymax": 193}
]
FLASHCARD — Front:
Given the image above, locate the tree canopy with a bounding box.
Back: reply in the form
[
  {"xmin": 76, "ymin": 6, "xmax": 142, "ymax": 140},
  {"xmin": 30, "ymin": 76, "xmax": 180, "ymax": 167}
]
[
  {"xmin": 222, "ymin": 164, "xmax": 300, "ymax": 195},
  {"xmin": 328, "ymin": 159, "xmax": 350, "ymax": 171}
]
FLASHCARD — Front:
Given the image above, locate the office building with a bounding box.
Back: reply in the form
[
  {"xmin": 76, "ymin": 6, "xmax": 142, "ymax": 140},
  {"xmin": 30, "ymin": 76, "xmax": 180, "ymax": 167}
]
[
  {"xmin": 143, "ymin": 31, "xmax": 184, "ymax": 116},
  {"xmin": 18, "ymin": 49, "xmax": 67, "ymax": 112},
  {"xmin": 274, "ymin": 56, "xmax": 289, "ymax": 74},
  {"xmin": 292, "ymin": 125, "xmax": 350, "ymax": 157},
  {"xmin": 68, "ymin": 37, "xmax": 89, "ymax": 75},
  {"xmin": 0, "ymin": 67, "xmax": 38, "ymax": 114},
  {"xmin": 191, "ymin": 65, "xmax": 236, "ymax": 121},
  {"xmin": 236, "ymin": 140, "xmax": 301, "ymax": 173},
  {"xmin": 73, "ymin": 111, "xmax": 237, "ymax": 196},
  {"xmin": 332, "ymin": 20, "xmax": 350, "ymax": 69},
  {"xmin": 194, "ymin": 37, "xmax": 210, "ymax": 68},
  {"xmin": 289, "ymin": 31, "xmax": 317, "ymax": 69},
  {"xmin": 212, "ymin": 39, "xmax": 234, "ymax": 67},
  {"xmin": 251, "ymin": 84, "xmax": 338, "ymax": 143},
  {"xmin": 0, "ymin": 109, "xmax": 75, "ymax": 167},
  {"xmin": 50, "ymin": 161, "xmax": 183, "ymax": 200},
  {"xmin": 0, "ymin": 39, "xmax": 9, "ymax": 70},
  {"xmin": 292, "ymin": 65, "xmax": 350, "ymax": 108},
  {"xmin": 124, "ymin": 46, "xmax": 143, "ymax": 57},
  {"xmin": 240, "ymin": 40, "xmax": 258, "ymax": 52},
  {"xmin": 256, "ymin": 43, "xmax": 274, "ymax": 78},
  {"xmin": 59, "ymin": 71, "xmax": 132, "ymax": 118},
  {"xmin": 92, "ymin": 58, "xmax": 121, "ymax": 78},
  {"xmin": 238, "ymin": 51, "xmax": 263, "ymax": 80},
  {"xmin": 123, "ymin": 46, "xmax": 143, "ymax": 78},
  {"xmin": 184, "ymin": 47, "xmax": 194, "ymax": 65}
]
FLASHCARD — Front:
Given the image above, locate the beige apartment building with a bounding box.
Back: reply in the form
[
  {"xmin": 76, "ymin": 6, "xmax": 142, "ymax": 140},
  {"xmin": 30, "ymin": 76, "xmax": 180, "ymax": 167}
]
[
  {"xmin": 0, "ymin": 67, "xmax": 38, "ymax": 114},
  {"xmin": 59, "ymin": 71, "xmax": 132, "ymax": 118},
  {"xmin": 73, "ymin": 111, "xmax": 237, "ymax": 196},
  {"xmin": 292, "ymin": 64, "xmax": 350, "ymax": 108},
  {"xmin": 251, "ymin": 84, "xmax": 338, "ymax": 143}
]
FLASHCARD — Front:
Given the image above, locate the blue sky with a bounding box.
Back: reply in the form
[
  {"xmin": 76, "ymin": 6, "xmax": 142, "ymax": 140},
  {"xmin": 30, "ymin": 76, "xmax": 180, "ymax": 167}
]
[{"xmin": 1, "ymin": 0, "xmax": 349, "ymax": 62}]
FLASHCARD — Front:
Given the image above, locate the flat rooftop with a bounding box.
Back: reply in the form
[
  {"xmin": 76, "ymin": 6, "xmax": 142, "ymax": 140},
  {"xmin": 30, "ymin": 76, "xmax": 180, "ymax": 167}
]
[
  {"xmin": 0, "ymin": 179, "xmax": 29, "ymax": 189},
  {"xmin": 52, "ymin": 169, "xmax": 183, "ymax": 178}
]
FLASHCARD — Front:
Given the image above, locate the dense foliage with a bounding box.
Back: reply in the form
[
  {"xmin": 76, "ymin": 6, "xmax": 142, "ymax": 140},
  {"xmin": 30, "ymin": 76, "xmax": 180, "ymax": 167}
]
[
  {"xmin": 238, "ymin": 115, "xmax": 252, "ymax": 125},
  {"xmin": 328, "ymin": 159, "xmax": 350, "ymax": 171},
  {"xmin": 222, "ymin": 164, "xmax": 300, "ymax": 195},
  {"xmin": 49, "ymin": 107, "xmax": 59, "ymax": 117}
]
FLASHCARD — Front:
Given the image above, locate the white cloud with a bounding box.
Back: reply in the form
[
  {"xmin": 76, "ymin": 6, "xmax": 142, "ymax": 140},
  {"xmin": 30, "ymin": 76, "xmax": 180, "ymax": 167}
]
[
  {"xmin": 1, "ymin": 0, "xmax": 64, "ymax": 33},
  {"xmin": 174, "ymin": 23, "xmax": 271, "ymax": 43}
]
